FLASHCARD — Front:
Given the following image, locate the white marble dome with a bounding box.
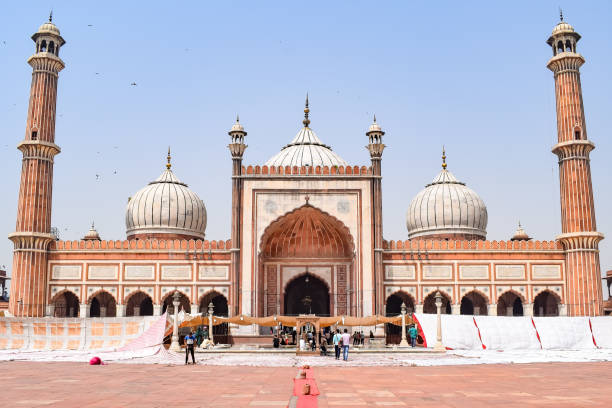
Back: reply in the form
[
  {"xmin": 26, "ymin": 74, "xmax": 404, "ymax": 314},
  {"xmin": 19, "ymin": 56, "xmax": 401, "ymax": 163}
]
[
  {"xmin": 265, "ymin": 126, "xmax": 348, "ymax": 168},
  {"xmin": 406, "ymin": 168, "xmax": 488, "ymax": 240},
  {"xmin": 37, "ymin": 21, "xmax": 61, "ymax": 36},
  {"xmin": 551, "ymin": 21, "xmax": 575, "ymax": 36},
  {"xmin": 125, "ymin": 167, "xmax": 206, "ymax": 239}
]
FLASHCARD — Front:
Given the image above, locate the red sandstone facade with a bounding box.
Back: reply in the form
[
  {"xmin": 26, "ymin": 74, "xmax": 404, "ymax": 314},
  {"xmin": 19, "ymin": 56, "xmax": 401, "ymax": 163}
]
[{"xmin": 7, "ymin": 17, "xmax": 606, "ymax": 323}]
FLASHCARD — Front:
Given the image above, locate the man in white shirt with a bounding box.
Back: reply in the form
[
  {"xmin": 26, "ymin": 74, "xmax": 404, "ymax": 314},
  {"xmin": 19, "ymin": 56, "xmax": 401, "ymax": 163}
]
[{"xmin": 341, "ymin": 329, "xmax": 351, "ymax": 361}]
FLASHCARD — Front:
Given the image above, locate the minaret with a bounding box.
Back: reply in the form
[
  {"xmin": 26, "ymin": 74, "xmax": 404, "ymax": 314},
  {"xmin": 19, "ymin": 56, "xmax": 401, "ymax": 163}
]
[
  {"xmin": 547, "ymin": 15, "xmax": 604, "ymax": 316},
  {"xmin": 366, "ymin": 116, "xmax": 385, "ymax": 315},
  {"xmin": 8, "ymin": 15, "xmax": 65, "ymax": 317},
  {"xmin": 228, "ymin": 116, "xmax": 247, "ymax": 315}
]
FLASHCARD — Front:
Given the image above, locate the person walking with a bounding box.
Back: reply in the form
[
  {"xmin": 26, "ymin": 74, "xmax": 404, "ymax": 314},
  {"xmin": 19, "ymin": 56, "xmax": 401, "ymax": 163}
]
[
  {"xmin": 408, "ymin": 324, "xmax": 418, "ymax": 348},
  {"xmin": 185, "ymin": 331, "xmax": 196, "ymax": 365},
  {"xmin": 333, "ymin": 329, "xmax": 342, "ymax": 360},
  {"xmin": 341, "ymin": 329, "xmax": 351, "ymax": 361}
]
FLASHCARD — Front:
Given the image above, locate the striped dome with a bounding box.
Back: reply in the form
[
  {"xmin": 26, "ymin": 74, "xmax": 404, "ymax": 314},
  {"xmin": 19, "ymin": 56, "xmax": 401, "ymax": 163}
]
[
  {"xmin": 406, "ymin": 168, "xmax": 488, "ymax": 240},
  {"xmin": 125, "ymin": 168, "xmax": 206, "ymax": 239},
  {"xmin": 265, "ymin": 126, "xmax": 348, "ymax": 168}
]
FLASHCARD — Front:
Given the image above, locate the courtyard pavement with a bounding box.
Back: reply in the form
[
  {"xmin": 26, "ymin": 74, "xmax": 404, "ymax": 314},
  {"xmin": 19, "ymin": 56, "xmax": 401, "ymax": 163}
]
[{"xmin": 0, "ymin": 361, "xmax": 610, "ymax": 407}]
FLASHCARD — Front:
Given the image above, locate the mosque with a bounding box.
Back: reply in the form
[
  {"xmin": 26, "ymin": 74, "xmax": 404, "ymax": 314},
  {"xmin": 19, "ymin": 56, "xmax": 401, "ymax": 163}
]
[{"xmin": 7, "ymin": 15, "xmax": 606, "ymax": 340}]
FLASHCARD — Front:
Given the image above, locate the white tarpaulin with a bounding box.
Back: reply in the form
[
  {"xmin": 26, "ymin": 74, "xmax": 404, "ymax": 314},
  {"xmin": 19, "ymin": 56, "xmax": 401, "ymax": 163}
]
[
  {"xmin": 589, "ymin": 316, "xmax": 612, "ymax": 348},
  {"xmin": 474, "ymin": 316, "xmax": 541, "ymax": 350},
  {"xmin": 0, "ymin": 315, "xmax": 160, "ymax": 351},
  {"xmin": 532, "ymin": 316, "xmax": 595, "ymax": 350},
  {"xmin": 414, "ymin": 314, "xmax": 482, "ymax": 350}
]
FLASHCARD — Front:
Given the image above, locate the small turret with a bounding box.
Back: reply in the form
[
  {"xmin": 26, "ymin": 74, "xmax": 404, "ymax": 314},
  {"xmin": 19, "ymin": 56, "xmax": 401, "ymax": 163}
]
[
  {"xmin": 510, "ymin": 222, "xmax": 531, "ymax": 241},
  {"xmin": 83, "ymin": 222, "xmax": 101, "ymax": 241},
  {"xmin": 228, "ymin": 115, "xmax": 247, "ymax": 159}
]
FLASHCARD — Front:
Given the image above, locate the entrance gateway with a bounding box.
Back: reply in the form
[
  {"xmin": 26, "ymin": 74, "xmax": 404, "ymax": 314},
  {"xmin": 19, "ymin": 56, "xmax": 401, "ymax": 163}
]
[{"xmin": 259, "ymin": 203, "xmax": 355, "ymax": 317}]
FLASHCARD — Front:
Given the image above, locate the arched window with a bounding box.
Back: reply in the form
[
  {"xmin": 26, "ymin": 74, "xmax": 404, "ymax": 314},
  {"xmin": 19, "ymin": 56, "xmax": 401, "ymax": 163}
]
[
  {"xmin": 565, "ymin": 40, "xmax": 572, "ymax": 53},
  {"xmin": 48, "ymin": 41, "xmax": 55, "ymax": 54},
  {"xmin": 40, "ymin": 40, "xmax": 47, "ymax": 52},
  {"xmin": 574, "ymin": 127, "xmax": 582, "ymax": 140},
  {"xmin": 31, "ymin": 130, "xmax": 38, "ymax": 140},
  {"xmin": 557, "ymin": 41, "xmax": 564, "ymax": 54}
]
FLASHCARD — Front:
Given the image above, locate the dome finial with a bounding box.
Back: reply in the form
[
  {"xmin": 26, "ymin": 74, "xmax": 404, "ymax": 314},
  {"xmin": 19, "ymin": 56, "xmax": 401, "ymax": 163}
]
[
  {"xmin": 303, "ymin": 93, "xmax": 310, "ymax": 127},
  {"xmin": 373, "ymin": 114, "xmax": 377, "ymax": 123},
  {"xmin": 559, "ymin": 7, "xmax": 564, "ymax": 22},
  {"xmin": 442, "ymin": 146, "xmax": 447, "ymax": 169},
  {"xmin": 236, "ymin": 114, "xmax": 240, "ymax": 123},
  {"xmin": 49, "ymin": 10, "xmax": 53, "ymax": 22},
  {"xmin": 166, "ymin": 147, "xmax": 171, "ymax": 170}
]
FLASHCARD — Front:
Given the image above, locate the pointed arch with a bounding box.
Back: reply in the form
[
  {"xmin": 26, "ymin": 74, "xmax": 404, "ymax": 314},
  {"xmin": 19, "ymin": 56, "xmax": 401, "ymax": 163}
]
[
  {"xmin": 125, "ymin": 291, "xmax": 153, "ymax": 316},
  {"xmin": 423, "ymin": 290, "xmax": 452, "ymax": 314},
  {"xmin": 385, "ymin": 290, "xmax": 416, "ymax": 315},
  {"xmin": 497, "ymin": 290, "xmax": 525, "ymax": 316},
  {"xmin": 260, "ymin": 204, "xmax": 355, "ymax": 259},
  {"xmin": 161, "ymin": 290, "xmax": 191, "ymax": 314},
  {"xmin": 199, "ymin": 290, "xmax": 228, "ymax": 316},
  {"xmin": 533, "ymin": 290, "xmax": 561, "ymax": 317},
  {"xmin": 88, "ymin": 290, "xmax": 117, "ymax": 318},
  {"xmin": 50, "ymin": 290, "xmax": 80, "ymax": 318},
  {"xmin": 460, "ymin": 290, "xmax": 489, "ymax": 315}
]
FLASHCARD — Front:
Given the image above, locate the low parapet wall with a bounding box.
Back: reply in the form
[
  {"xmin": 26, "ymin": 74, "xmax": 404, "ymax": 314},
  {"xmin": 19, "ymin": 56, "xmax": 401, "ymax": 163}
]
[
  {"xmin": 242, "ymin": 164, "xmax": 372, "ymax": 176},
  {"xmin": 50, "ymin": 238, "xmax": 232, "ymax": 251},
  {"xmin": 384, "ymin": 239, "xmax": 563, "ymax": 251}
]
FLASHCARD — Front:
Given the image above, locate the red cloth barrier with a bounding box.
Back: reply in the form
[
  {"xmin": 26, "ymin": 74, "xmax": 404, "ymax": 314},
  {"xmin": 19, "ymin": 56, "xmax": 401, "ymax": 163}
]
[{"xmin": 296, "ymin": 395, "xmax": 318, "ymax": 408}]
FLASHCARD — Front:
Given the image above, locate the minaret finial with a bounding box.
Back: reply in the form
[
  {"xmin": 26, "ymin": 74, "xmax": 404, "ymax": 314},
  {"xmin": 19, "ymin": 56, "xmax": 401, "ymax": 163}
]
[
  {"xmin": 559, "ymin": 7, "xmax": 563, "ymax": 22},
  {"xmin": 373, "ymin": 114, "xmax": 377, "ymax": 123},
  {"xmin": 303, "ymin": 93, "xmax": 310, "ymax": 127},
  {"xmin": 166, "ymin": 147, "xmax": 171, "ymax": 169},
  {"xmin": 91, "ymin": 221, "xmax": 95, "ymax": 229},
  {"xmin": 236, "ymin": 114, "xmax": 240, "ymax": 123},
  {"xmin": 49, "ymin": 10, "xmax": 53, "ymax": 22},
  {"xmin": 442, "ymin": 146, "xmax": 447, "ymax": 169}
]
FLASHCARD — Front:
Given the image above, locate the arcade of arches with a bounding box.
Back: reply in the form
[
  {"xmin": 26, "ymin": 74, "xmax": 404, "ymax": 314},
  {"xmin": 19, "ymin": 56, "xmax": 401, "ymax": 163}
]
[{"xmin": 259, "ymin": 204, "xmax": 355, "ymax": 317}]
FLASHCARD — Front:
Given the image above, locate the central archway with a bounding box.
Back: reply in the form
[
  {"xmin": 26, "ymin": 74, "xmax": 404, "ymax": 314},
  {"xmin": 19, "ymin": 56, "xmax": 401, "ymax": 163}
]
[
  {"xmin": 258, "ymin": 203, "xmax": 355, "ymax": 317},
  {"xmin": 284, "ymin": 274, "xmax": 330, "ymax": 316}
]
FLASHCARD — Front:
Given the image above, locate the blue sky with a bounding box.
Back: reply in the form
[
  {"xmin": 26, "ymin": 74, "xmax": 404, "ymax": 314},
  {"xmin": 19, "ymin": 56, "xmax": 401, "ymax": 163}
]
[{"xmin": 0, "ymin": 1, "xmax": 610, "ymax": 296}]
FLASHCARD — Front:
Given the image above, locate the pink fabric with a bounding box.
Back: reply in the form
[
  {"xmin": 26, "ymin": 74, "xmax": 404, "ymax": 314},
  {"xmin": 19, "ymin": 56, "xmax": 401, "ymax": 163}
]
[
  {"xmin": 118, "ymin": 313, "xmax": 167, "ymax": 352},
  {"xmin": 89, "ymin": 356, "xmax": 102, "ymax": 365},
  {"xmin": 341, "ymin": 333, "xmax": 350, "ymax": 346}
]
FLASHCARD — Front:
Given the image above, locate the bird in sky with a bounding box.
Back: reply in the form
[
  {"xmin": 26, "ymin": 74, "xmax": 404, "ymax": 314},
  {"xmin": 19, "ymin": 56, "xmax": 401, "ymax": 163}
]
[
  {"xmin": 87, "ymin": 24, "xmax": 93, "ymax": 27},
  {"xmin": 130, "ymin": 82, "xmax": 137, "ymax": 86},
  {"xmin": 95, "ymin": 174, "xmax": 100, "ymax": 180}
]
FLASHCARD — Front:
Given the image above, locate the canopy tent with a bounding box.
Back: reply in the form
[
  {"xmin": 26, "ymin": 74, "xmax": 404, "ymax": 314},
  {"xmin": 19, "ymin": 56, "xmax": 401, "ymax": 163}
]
[{"xmin": 179, "ymin": 314, "xmax": 413, "ymax": 329}]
